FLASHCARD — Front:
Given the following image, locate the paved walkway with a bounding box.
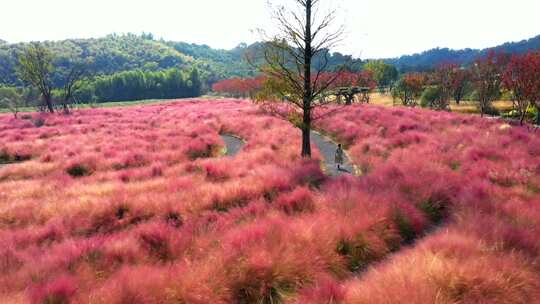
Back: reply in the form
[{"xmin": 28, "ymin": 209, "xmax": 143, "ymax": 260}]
[
  {"xmin": 310, "ymin": 131, "xmax": 355, "ymax": 176},
  {"xmin": 220, "ymin": 134, "xmax": 245, "ymax": 157},
  {"xmin": 219, "ymin": 132, "xmax": 354, "ymax": 176}
]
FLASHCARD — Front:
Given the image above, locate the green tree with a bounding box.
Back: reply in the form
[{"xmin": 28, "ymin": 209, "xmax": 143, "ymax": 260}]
[
  {"xmin": 17, "ymin": 43, "xmax": 55, "ymax": 113},
  {"xmin": 363, "ymin": 60, "xmax": 398, "ymax": 89},
  {"xmin": 74, "ymin": 68, "xmax": 201, "ymax": 103},
  {"xmin": 188, "ymin": 68, "xmax": 202, "ymax": 96},
  {"xmin": 59, "ymin": 59, "xmax": 88, "ymax": 113},
  {"xmin": 0, "ymin": 87, "xmax": 23, "ymax": 118},
  {"xmin": 392, "ymin": 73, "xmax": 426, "ymax": 107}
]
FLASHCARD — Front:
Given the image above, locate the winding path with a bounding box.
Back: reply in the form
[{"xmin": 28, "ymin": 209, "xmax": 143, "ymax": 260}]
[
  {"xmin": 219, "ymin": 132, "xmax": 354, "ymax": 176},
  {"xmin": 220, "ymin": 134, "xmax": 245, "ymax": 157},
  {"xmin": 310, "ymin": 131, "xmax": 355, "ymax": 176}
]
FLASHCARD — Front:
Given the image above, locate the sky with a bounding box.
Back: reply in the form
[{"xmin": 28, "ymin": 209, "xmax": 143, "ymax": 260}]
[{"xmin": 1, "ymin": 0, "xmax": 539, "ymax": 59}]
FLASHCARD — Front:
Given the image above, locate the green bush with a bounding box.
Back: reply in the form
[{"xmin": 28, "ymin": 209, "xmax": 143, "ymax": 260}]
[
  {"xmin": 66, "ymin": 163, "xmax": 92, "ymax": 177},
  {"xmin": 527, "ymin": 105, "xmax": 538, "ymax": 120},
  {"xmin": 463, "ymin": 89, "xmax": 479, "ymax": 102},
  {"xmin": 420, "ymin": 86, "xmax": 441, "ymax": 108},
  {"xmin": 393, "ymin": 211, "xmax": 416, "ymax": 244},
  {"xmin": 483, "ymin": 106, "xmax": 500, "ymax": 116}
]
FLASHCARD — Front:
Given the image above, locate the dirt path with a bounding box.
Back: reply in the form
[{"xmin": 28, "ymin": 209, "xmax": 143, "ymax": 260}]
[
  {"xmin": 310, "ymin": 131, "xmax": 355, "ymax": 176},
  {"xmin": 220, "ymin": 134, "xmax": 245, "ymax": 157}
]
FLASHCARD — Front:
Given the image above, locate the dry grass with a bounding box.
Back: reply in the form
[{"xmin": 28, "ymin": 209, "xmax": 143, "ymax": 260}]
[{"xmin": 368, "ymin": 92, "xmax": 514, "ymax": 115}]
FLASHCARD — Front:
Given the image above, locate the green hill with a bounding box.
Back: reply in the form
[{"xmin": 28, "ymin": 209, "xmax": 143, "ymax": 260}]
[
  {"xmin": 384, "ymin": 35, "xmax": 540, "ymax": 72},
  {"xmin": 2, "ymin": 33, "xmax": 540, "ymax": 90}
]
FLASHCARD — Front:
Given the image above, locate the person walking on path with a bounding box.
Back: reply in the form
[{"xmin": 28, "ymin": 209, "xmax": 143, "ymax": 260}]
[{"xmin": 335, "ymin": 144, "xmax": 344, "ymax": 170}]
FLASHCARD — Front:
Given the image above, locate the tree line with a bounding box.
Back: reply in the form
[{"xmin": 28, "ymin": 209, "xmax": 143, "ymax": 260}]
[
  {"xmin": 0, "ymin": 42, "xmax": 203, "ymax": 116},
  {"xmin": 212, "ymin": 61, "xmax": 395, "ymax": 98},
  {"xmin": 75, "ymin": 68, "xmax": 201, "ymax": 103},
  {"xmin": 213, "ymin": 50, "xmax": 540, "ymax": 127},
  {"xmin": 391, "ymin": 51, "xmax": 540, "ymax": 125},
  {"xmin": 385, "ymin": 35, "xmax": 540, "ymax": 72}
]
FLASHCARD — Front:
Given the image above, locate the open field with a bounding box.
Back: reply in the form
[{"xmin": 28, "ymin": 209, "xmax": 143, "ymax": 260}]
[
  {"xmin": 368, "ymin": 92, "xmax": 515, "ymax": 114},
  {"xmin": 1, "ymin": 99, "xmax": 539, "ymax": 303},
  {"xmin": 0, "ymin": 93, "xmax": 514, "ymax": 118},
  {"xmin": 0, "ymin": 99, "xmax": 169, "ymax": 114},
  {"xmin": 0, "ymin": 95, "xmax": 230, "ymax": 114}
]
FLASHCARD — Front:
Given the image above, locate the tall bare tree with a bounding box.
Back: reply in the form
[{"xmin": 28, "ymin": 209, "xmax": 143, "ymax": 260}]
[
  {"xmin": 17, "ymin": 43, "xmax": 55, "ymax": 113},
  {"xmin": 253, "ymin": 0, "xmax": 346, "ymax": 158}
]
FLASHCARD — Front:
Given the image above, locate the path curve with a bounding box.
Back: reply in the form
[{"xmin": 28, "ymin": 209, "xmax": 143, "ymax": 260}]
[
  {"xmin": 220, "ymin": 134, "xmax": 245, "ymax": 157},
  {"xmin": 310, "ymin": 131, "xmax": 356, "ymax": 176}
]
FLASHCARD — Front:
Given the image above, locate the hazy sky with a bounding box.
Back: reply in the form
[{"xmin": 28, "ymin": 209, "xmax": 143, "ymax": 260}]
[{"xmin": 1, "ymin": 0, "xmax": 539, "ymax": 58}]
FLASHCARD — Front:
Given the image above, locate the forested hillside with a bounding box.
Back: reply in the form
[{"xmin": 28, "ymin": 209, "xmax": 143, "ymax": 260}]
[
  {"xmin": 385, "ymin": 34, "xmax": 540, "ymax": 72},
  {"xmin": 3, "ymin": 33, "xmax": 540, "ymax": 86},
  {"xmin": 0, "ymin": 34, "xmax": 360, "ymax": 89},
  {"xmin": 0, "ymin": 34, "xmax": 207, "ymax": 87}
]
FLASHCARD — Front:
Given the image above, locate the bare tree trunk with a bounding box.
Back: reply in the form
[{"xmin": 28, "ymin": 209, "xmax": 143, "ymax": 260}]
[
  {"xmin": 302, "ymin": 110, "xmax": 311, "ymax": 157},
  {"xmin": 301, "ymin": 0, "xmax": 313, "ymax": 158},
  {"xmin": 519, "ymin": 109, "xmax": 526, "ymax": 126},
  {"xmin": 480, "ymin": 99, "xmax": 485, "ymax": 117},
  {"xmin": 43, "ymin": 93, "xmax": 54, "ymax": 113},
  {"xmin": 257, "ymin": 0, "xmax": 346, "ymax": 158},
  {"xmin": 345, "ymin": 93, "xmax": 354, "ymax": 105}
]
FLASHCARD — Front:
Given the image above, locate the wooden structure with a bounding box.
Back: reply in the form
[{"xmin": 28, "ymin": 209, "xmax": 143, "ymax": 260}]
[{"xmin": 327, "ymin": 87, "xmax": 371, "ymax": 105}]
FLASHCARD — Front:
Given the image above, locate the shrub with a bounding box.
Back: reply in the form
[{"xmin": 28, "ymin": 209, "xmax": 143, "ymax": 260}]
[
  {"xmin": 336, "ymin": 232, "xmax": 386, "ymax": 272},
  {"xmin": 138, "ymin": 224, "xmax": 172, "ymax": 261},
  {"xmin": 420, "ymin": 86, "xmax": 442, "ymax": 109},
  {"xmin": 0, "ymin": 149, "xmax": 11, "ymax": 163},
  {"xmin": 296, "ymin": 276, "xmax": 345, "ymax": 304},
  {"xmin": 30, "ymin": 275, "xmax": 77, "ymax": 304},
  {"xmin": 275, "ymin": 187, "xmax": 315, "ymax": 215},
  {"xmin": 66, "ymin": 163, "xmax": 92, "ymax": 177},
  {"xmin": 33, "ymin": 116, "xmax": 46, "ymax": 128},
  {"xmin": 418, "ymin": 194, "xmax": 449, "ymax": 224}
]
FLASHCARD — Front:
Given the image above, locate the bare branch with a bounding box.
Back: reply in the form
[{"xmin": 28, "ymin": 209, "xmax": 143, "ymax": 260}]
[{"xmin": 255, "ymin": 0, "xmax": 349, "ymax": 157}]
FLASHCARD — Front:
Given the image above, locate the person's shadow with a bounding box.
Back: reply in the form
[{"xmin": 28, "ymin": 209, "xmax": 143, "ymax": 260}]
[{"xmin": 337, "ymin": 167, "xmax": 351, "ymax": 173}]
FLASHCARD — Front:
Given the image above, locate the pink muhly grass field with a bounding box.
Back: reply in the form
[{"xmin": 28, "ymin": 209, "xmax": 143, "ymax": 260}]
[{"xmin": 0, "ymin": 99, "xmax": 539, "ymax": 303}]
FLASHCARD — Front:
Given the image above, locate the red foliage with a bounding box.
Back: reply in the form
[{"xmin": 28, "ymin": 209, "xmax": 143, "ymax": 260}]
[
  {"xmin": 394, "ymin": 72, "xmax": 427, "ymax": 106},
  {"xmin": 316, "ymin": 71, "xmax": 377, "ymax": 91},
  {"xmin": 30, "ymin": 275, "xmax": 77, "ymax": 304},
  {"xmin": 275, "ymin": 187, "xmax": 315, "ymax": 214},
  {"xmin": 502, "ymin": 51, "xmax": 540, "ymax": 123},
  {"xmin": 213, "ymin": 72, "xmax": 376, "ymax": 100},
  {"xmin": 212, "ymin": 76, "xmax": 266, "ymax": 98},
  {"xmin": 471, "ymin": 51, "xmax": 509, "ymax": 116},
  {"xmin": 296, "ymin": 275, "xmax": 345, "ymax": 304}
]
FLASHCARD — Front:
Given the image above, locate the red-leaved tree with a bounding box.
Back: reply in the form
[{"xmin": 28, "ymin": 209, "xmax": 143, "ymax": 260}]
[
  {"xmin": 356, "ymin": 70, "xmax": 377, "ymax": 90},
  {"xmin": 503, "ymin": 51, "xmax": 540, "ymax": 125},
  {"xmin": 470, "ymin": 51, "xmax": 508, "ymax": 117},
  {"xmin": 212, "ymin": 76, "xmax": 266, "ymax": 98},
  {"xmin": 449, "ymin": 67, "xmax": 470, "ymax": 105}
]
